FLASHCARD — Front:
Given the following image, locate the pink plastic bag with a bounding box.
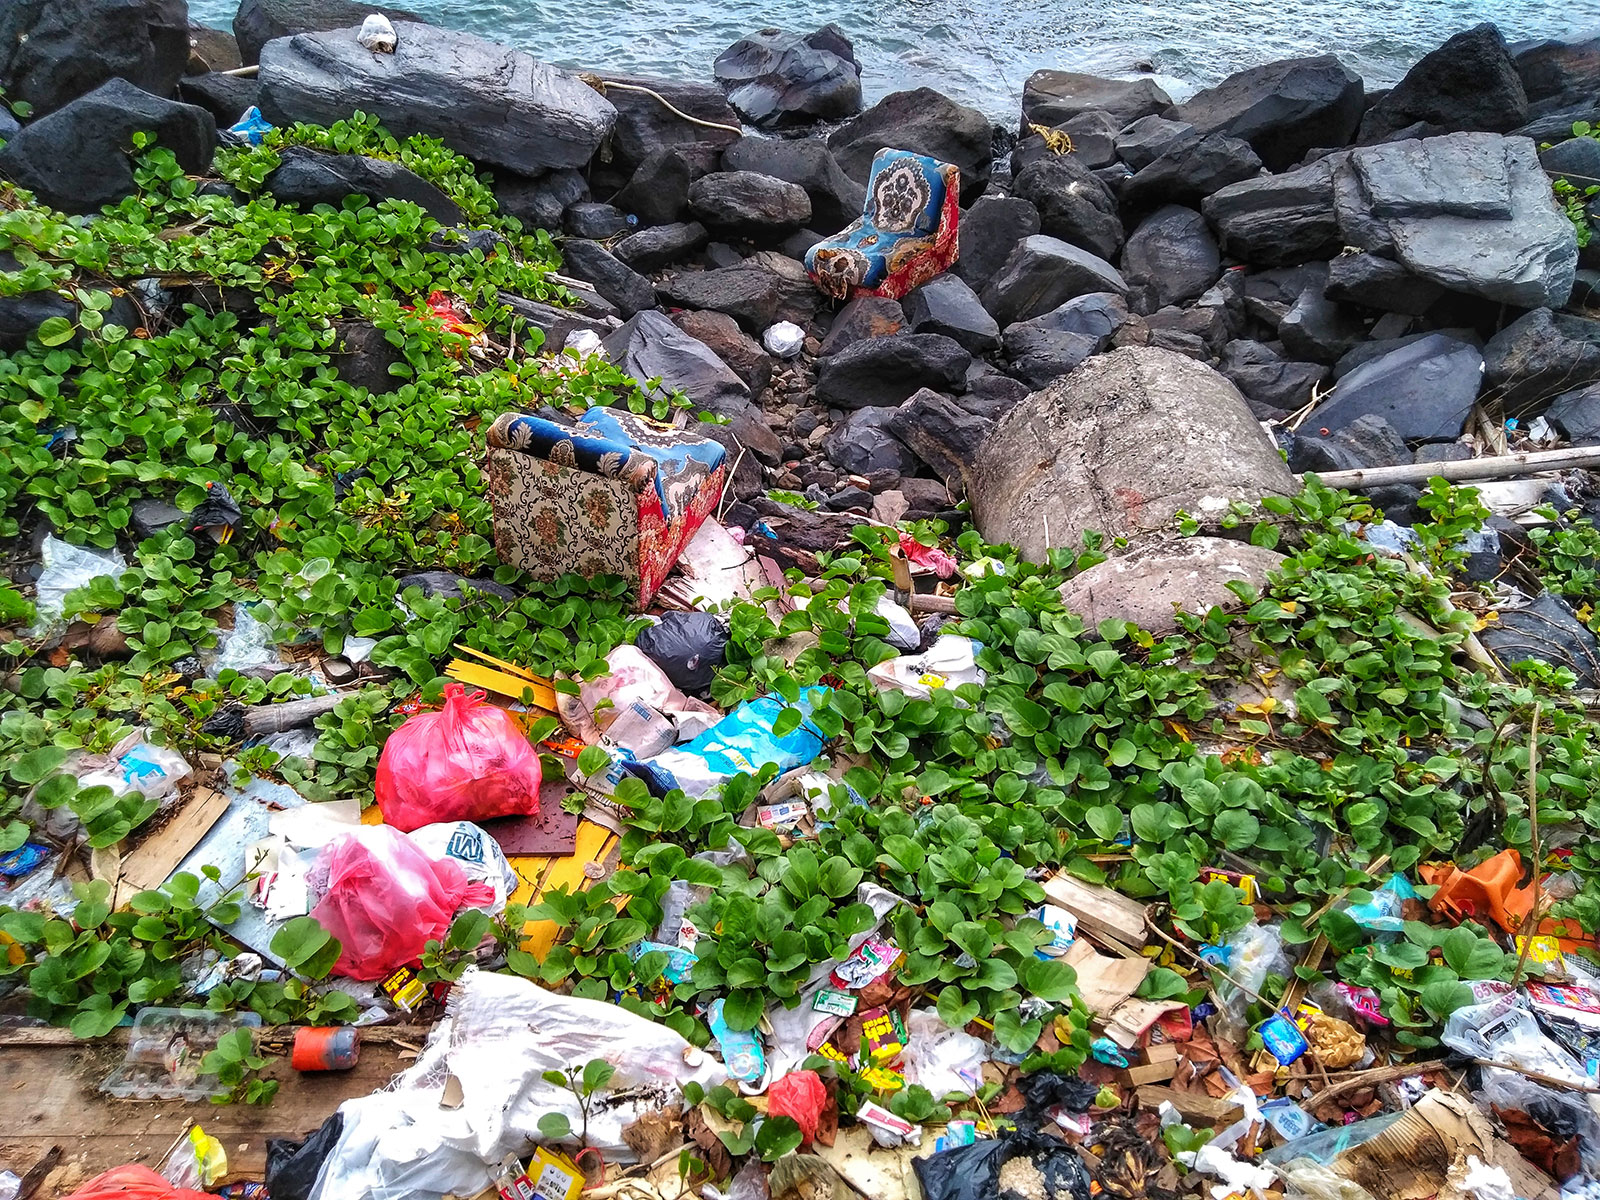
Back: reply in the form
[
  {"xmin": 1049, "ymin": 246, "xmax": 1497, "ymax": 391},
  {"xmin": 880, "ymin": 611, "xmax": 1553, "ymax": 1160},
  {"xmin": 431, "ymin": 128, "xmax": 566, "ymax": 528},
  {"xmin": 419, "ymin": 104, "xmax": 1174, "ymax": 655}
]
[
  {"xmin": 375, "ymin": 682, "xmax": 541, "ymax": 832},
  {"xmin": 768, "ymin": 1069, "xmax": 829, "ymax": 1145},
  {"xmin": 63, "ymin": 1166, "xmax": 211, "ymax": 1200},
  {"xmin": 310, "ymin": 826, "xmax": 480, "ymax": 981}
]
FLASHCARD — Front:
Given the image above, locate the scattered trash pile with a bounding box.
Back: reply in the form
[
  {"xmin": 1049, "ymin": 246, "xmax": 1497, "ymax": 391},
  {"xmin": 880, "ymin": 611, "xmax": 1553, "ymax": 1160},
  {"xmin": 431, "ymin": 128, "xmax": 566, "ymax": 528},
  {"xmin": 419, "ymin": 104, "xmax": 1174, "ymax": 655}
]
[
  {"xmin": 1, "ymin": 39, "xmax": 1600, "ymax": 1200},
  {"xmin": 7, "ymin": 471, "xmax": 1600, "ymax": 1200}
]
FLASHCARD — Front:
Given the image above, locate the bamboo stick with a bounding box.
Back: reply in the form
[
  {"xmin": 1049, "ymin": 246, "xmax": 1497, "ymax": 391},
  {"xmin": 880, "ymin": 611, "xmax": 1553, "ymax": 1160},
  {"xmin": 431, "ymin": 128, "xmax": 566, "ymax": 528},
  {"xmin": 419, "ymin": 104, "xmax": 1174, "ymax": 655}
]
[{"xmin": 1305, "ymin": 445, "xmax": 1600, "ymax": 491}]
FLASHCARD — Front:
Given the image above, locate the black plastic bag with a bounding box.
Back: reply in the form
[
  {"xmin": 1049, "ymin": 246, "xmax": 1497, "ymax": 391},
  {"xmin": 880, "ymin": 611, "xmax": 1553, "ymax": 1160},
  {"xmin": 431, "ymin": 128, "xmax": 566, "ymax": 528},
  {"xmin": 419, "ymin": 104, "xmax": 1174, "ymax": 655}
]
[
  {"xmin": 1018, "ymin": 1070, "xmax": 1100, "ymax": 1114},
  {"xmin": 635, "ymin": 611, "xmax": 728, "ymax": 692},
  {"xmin": 187, "ymin": 479, "xmax": 243, "ymax": 544},
  {"xmin": 266, "ymin": 1110, "xmax": 344, "ymax": 1200},
  {"xmin": 913, "ymin": 1129, "xmax": 1091, "ymax": 1200}
]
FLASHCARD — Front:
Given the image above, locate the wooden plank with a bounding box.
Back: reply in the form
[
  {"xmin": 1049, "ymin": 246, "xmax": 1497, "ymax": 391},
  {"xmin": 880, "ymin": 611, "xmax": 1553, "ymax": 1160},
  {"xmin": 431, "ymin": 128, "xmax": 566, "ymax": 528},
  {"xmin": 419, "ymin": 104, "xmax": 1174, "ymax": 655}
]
[
  {"xmin": 1040, "ymin": 873, "xmax": 1149, "ymax": 948},
  {"xmin": 114, "ymin": 788, "xmax": 232, "ymax": 907},
  {"xmin": 1135, "ymin": 1084, "xmax": 1244, "ymax": 1127},
  {"xmin": 520, "ymin": 823, "xmax": 617, "ymax": 957},
  {"xmin": 0, "ymin": 1037, "xmax": 410, "ymax": 1188}
]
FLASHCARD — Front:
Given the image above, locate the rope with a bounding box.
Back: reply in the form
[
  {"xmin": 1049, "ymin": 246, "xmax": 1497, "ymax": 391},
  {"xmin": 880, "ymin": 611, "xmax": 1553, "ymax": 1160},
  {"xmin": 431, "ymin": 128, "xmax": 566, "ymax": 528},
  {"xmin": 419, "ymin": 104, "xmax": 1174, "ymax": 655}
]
[{"xmin": 579, "ymin": 74, "xmax": 744, "ymax": 137}]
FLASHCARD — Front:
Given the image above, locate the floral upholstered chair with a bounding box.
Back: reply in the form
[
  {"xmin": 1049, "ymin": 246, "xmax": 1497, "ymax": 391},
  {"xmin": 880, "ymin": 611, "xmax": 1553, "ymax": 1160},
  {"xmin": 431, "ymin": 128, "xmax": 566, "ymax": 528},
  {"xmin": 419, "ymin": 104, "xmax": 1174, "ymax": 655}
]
[
  {"xmin": 485, "ymin": 407, "xmax": 726, "ymax": 605},
  {"xmin": 804, "ymin": 148, "xmax": 961, "ymax": 300}
]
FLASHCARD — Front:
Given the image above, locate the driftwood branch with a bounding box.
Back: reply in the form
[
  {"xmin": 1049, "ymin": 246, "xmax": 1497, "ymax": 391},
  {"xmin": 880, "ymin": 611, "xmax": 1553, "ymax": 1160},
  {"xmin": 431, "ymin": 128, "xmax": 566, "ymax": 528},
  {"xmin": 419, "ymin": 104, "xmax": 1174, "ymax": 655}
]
[
  {"xmin": 240, "ymin": 693, "xmax": 344, "ymax": 736},
  {"xmin": 1304, "ymin": 445, "xmax": 1600, "ymax": 491}
]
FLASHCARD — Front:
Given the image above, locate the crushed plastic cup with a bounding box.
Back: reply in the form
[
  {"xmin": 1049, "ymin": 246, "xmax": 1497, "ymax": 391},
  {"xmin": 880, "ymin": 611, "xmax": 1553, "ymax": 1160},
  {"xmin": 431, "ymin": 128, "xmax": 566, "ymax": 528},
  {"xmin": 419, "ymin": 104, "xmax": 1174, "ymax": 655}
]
[
  {"xmin": 357, "ymin": 12, "xmax": 397, "ymax": 51},
  {"xmin": 564, "ymin": 328, "xmax": 604, "ymax": 357},
  {"xmin": 762, "ymin": 321, "xmax": 805, "ymax": 359}
]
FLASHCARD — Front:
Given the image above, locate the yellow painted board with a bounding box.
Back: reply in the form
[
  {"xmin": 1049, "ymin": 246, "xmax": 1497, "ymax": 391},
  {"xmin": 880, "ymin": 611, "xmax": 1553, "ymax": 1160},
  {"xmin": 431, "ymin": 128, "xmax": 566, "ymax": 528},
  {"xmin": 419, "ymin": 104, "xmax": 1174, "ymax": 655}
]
[{"xmin": 519, "ymin": 821, "xmax": 617, "ymax": 957}]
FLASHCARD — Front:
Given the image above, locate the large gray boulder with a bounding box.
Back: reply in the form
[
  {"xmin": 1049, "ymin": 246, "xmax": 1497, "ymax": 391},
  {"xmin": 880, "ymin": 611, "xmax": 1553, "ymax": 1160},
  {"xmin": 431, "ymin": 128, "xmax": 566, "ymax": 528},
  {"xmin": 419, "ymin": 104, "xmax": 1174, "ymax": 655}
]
[
  {"xmin": 263, "ymin": 145, "xmax": 460, "ymax": 223},
  {"xmin": 902, "ymin": 274, "xmax": 1001, "ymax": 353},
  {"xmin": 1011, "ymin": 155, "xmax": 1124, "ymax": 261},
  {"xmin": 1203, "ymin": 154, "xmax": 1344, "ymax": 267},
  {"xmin": 1546, "ymin": 383, "xmax": 1600, "ymax": 443},
  {"xmin": 687, "ymin": 170, "xmax": 811, "ymax": 234},
  {"xmin": 233, "ymin": 0, "xmax": 420, "ymax": 64},
  {"xmin": 1325, "ymin": 252, "xmax": 1446, "ymax": 316},
  {"xmin": 970, "ymin": 347, "xmax": 1297, "ymax": 559},
  {"xmin": 712, "ymin": 26, "xmax": 861, "ymax": 128},
  {"xmin": 1336, "ymin": 133, "xmax": 1577, "ymax": 309},
  {"xmin": 602, "ymin": 310, "xmax": 751, "ymax": 418},
  {"xmin": 1057, "ymin": 537, "xmax": 1286, "ymax": 635},
  {"xmin": 886, "ymin": 388, "xmax": 993, "ymax": 486},
  {"xmin": 1480, "ymin": 593, "xmax": 1600, "ymax": 687},
  {"xmin": 584, "ymin": 72, "xmax": 739, "ymax": 191},
  {"xmin": 1001, "ymin": 292, "xmax": 1131, "ymax": 390},
  {"xmin": 0, "ymin": 79, "xmax": 215, "ymax": 215},
  {"xmin": 1178, "ymin": 55, "xmax": 1364, "ymax": 172},
  {"xmin": 1482, "ymin": 308, "xmax": 1600, "ymax": 412},
  {"xmin": 980, "ymin": 235, "xmax": 1127, "ymax": 327},
  {"xmin": 0, "ymin": 0, "xmax": 189, "ymax": 115},
  {"xmin": 953, "ymin": 195, "xmax": 1041, "ymax": 290},
  {"xmin": 1513, "ymin": 35, "xmax": 1600, "ymax": 105},
  {"xmin": 258, "ymin": 23, "xmax": 616, "ymax": 174},
  {"xmin": 1020, "ymin": 70, "xmax": 1174, "ymax": 130},
  {"xmin": 1122, "ymin": 206, "xmax": 1220, "ymax": 309},
  {"xmin": 827, "ymin": 87, "xmax": 992, "ymax": 200},
  {"xmin": 1360, "ymin": 24, "xmax": 1528, "ymax": 143},
  {"xmin": 560, "ymin": 240, "xmax": 658, "ymax": 318},
  {"xmin": 823, "ymin": 407, "xmax": 918, "ymax": 477},
  {"xmin": 1307, "ymin": 333, "xmax": 1484, "ymax": 441},
  {"xmin": 721, "ymin": 136, "xmax": 864, "ymax": 230},
  {"xmin": 815, "ymin": 333, "xmax": 971, "ymax": 410}
]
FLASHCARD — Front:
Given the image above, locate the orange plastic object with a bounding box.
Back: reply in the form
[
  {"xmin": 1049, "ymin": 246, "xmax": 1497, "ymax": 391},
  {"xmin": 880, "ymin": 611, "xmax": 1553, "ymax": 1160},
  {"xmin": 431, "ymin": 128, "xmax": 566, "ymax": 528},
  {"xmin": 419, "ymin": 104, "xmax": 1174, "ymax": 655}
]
[
  {"xmin": 291, "ymin": 1025, "xmax": 360, "ymax": 1071},
  {"xmin": 1422, "ymin": 849, "xmax": 1596, "ymax": 954}
]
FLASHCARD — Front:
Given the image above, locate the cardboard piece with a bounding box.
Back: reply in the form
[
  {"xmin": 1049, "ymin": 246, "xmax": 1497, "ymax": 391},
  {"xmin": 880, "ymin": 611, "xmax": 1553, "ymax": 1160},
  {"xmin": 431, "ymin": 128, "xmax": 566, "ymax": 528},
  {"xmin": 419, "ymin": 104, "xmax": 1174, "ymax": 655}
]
[
  {"xmin": 1066, "ymin": 939, "xmax": 1151, "ymax": 1017},
  {"xmin": 114, "ymin": 786, "xmax": 233, "ymax": 906},
  {"xmin": 1135, "ymin": 1085, "xmax": 1244, "ymax": 1127},
  {"xmin": 1041, "ymin": 871, "xmax": 1149, "ymax": 948},
  {"xmin": 1331, "ymin": 1090, "xmax": 1559, "ymax": 1200},
  {"xmin": 1105, "ymin": 998, "xmax": 1189, "ymax": 1049}
]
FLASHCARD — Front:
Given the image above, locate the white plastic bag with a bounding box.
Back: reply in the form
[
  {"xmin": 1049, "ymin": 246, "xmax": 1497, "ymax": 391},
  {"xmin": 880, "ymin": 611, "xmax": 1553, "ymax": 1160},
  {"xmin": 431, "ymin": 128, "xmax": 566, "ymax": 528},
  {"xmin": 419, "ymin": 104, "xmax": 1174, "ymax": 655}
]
[
  {"xmin": 903, "ymin": 1009, "xmax": 988, "ymax": 1097},
  {"xmin": 762, "ymin": 321, "xmax": 805, "ymax": 359},
  {"xmin": 407, "ymin": 821, "xmax": 517, "ymax": 916},
  {"xmin": 27, "ymin": 535, "xmax": 126, "ymax": 639},
  {"xmin": 1443, "ymin": 998, "xmax": 1591, "ymax": 1084},
  {"xmin": 394, "ymin": 969, "xmax": 723, "ymax": 1163},
  {"xmin": 1211, "ymin": 923, "xmax": 1288, "ymax": 1045},
  {"xmin": 866, "ymin": 635, "xmax": 985, "ymax": 700},
  {"xmin": 357, "ymin": 12, "xmax": 397, "ymax": 51},
  {"xmin": 874, "ymin": 595, "xmax": 920, "ymax": 651}
]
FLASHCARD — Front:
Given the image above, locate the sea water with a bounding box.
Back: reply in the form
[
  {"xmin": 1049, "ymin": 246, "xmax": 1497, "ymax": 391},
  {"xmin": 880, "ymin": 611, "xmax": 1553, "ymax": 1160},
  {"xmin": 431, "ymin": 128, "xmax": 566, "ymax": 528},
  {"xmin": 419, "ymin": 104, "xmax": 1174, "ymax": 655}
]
[{"xmin": 190, "ymin": 0, "xmax": 1598, "ymax": 119}]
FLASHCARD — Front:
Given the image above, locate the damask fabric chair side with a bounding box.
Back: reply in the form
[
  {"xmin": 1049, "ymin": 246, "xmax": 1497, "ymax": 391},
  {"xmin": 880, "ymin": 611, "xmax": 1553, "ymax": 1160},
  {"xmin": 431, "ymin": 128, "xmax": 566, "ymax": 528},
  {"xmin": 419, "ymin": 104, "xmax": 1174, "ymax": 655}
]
[
  {"xmin": 485, "ymin": 407, "xmax": 727, "ymax": 605},
  {"xmin": 805, "ymin": 148, "xmax": 961, "ymax": 300}
]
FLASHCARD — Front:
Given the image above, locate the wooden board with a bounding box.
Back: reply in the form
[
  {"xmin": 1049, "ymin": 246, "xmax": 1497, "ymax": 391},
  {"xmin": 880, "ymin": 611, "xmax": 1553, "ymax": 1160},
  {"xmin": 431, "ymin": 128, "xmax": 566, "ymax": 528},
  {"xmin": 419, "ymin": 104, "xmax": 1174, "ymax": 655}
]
[
  {"xmin": 113, "ymin": 787, "xmax": 232, "ymax": 907},
  {"xmin": 0, "ymin": 1030, "xmax": 413, "ymax": 1193},
  {"xmin": 478, "ymin": 780, "xmax": 583, "ymax": 856},
  {"xmin": 1135, "ymin": 1084, "xmax": 1244, "ymax": 1127},
  {"xmin": 1040, "ymin": 872, "xmax": 1149, "ymax": 948}
]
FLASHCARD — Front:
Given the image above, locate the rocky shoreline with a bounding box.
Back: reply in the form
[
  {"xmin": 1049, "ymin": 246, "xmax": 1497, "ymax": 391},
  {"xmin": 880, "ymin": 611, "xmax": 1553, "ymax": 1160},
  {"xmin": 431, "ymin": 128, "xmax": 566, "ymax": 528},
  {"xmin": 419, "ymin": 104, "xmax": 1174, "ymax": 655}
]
[{"xmin": 5, "ymin": 4, "xmax": 1600, "ymax": 551}]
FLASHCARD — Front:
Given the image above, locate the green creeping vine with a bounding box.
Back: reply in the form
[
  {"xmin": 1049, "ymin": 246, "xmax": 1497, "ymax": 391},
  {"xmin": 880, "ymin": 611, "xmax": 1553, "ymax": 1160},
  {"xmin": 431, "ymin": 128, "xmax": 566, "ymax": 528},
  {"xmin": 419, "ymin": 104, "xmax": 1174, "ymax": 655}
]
[{"xmin": 0, "ymin": 118, "xmax": 1596, "ymax": 1100}]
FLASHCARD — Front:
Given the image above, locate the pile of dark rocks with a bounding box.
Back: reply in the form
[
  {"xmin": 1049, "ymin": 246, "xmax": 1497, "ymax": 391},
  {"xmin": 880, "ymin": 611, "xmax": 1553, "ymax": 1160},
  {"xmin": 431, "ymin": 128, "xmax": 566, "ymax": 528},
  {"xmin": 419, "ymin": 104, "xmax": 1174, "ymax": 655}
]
[{"xmin": 5, "ymin": 1, "xmax": 1600, "ymax": 544}]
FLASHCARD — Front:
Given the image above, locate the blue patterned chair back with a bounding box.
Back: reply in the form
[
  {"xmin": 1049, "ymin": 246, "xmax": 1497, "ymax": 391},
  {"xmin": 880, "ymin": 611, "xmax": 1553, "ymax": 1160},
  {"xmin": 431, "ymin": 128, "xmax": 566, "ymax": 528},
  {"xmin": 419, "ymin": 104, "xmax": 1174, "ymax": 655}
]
[{"xmin": 863, "ymin": 149, "xmax": 948, "ymax": 238}]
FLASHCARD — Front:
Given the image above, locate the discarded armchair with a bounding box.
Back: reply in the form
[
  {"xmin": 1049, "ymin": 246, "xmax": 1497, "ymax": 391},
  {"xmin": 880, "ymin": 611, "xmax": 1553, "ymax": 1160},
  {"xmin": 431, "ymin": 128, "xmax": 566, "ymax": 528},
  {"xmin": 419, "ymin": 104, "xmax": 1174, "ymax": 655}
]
[
  {"xmin": 804, "ymin": 148, "xmax": 961, "ymax": 301},
  {"xmin": 485, "ymin": 406, "xmax": 726, "ymax": 605}
]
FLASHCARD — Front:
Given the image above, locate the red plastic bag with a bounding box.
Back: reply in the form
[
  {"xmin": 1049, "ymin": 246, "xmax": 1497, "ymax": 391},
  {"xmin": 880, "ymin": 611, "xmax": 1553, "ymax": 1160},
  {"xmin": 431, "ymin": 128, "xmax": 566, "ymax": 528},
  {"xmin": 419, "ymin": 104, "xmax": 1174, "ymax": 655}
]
[
  {"xmin": 310, "ymin": 826, "xmax": 479, "ymax": 980},
  {"xmin": 63, "ymin": 1165, "xmax": 211, "ymax": 1200},
  {"xmin": 375, "ymin": 682, "xmax": 542, "ymax": 832},
  {"xmin": 768, "ymin": 1069, "xmax": 829, "ymax": 1145}
]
